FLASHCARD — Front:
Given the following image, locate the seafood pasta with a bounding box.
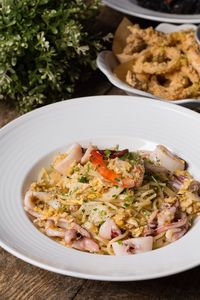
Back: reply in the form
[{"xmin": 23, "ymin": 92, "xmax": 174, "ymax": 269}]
[
  {"xmin": 113, "ymin": 18, "xmax": 200, "ymax": 101},
  {"xmin": 24, "ymin": 143, "xmax": 200, "ymax": 255}
]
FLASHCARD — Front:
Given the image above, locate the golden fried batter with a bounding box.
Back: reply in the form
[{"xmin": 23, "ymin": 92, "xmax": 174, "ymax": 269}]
[{"xmin": 113, "ymin": 19, "xmax": 200, "ymax": 101}]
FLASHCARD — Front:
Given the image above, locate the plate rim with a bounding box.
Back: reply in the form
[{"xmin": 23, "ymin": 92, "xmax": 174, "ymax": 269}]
[
  {"xmin": 1, "ymin": 95, "xmax": 200, "ymax": 281},
  {"xmin": 1, "ymin": 237, "xmax": 200, "ymax": 281},
  {"xmin": 103, "ymin": 0, "xmax": 200, "ymax": 23}
]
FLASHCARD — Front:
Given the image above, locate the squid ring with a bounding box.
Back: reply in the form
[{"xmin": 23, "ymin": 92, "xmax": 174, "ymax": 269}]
[
  {"xmin": 133, "ymin": 46, "xmax": 181, "ymax": 75},
  {"xmin": 148, "ymin": 66, "xmax": 200, "ymax": 100}
]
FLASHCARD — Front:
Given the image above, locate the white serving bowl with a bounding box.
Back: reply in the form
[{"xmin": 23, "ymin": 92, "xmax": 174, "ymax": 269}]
[
  {"xmin": 103, "ymin": 0, "xmax": 200, "ymax": 24},
  {"xmin": 0, "ymin": 95, "xmax": 200, "ymax": 281},
  {"xmin": 97, "ymin": 23, "xmax": 200, "ymax": 105}
]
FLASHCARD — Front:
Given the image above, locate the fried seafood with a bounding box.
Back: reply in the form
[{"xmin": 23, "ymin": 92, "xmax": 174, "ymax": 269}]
[
  {"xmin": 113, "ymin": 18, "xmax": 200, "ymax": 101},
  {"xmin": 126, "ymin": 71, "xmax": 150, "ymax": 91},
  {"xmin": 128, "ymin": 24, "xmax": 169, "ymax": 47},
  {"xmin": 149, "ymin": 66, "xmax": 200, "ymax": 100},
  {"xmin": 133, "ymin": 47, "xmax": 181, "ymax": 75}
]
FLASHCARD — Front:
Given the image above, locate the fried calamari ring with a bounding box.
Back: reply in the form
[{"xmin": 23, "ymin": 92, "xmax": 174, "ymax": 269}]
[
  {"xmin": 169, "ymin": 30, "xmax": 195, "ymax": 51},
  {"xmin": 126, "ymin": 71, "xmax": 150, "ymax": 91},
  {"xmin": 117, "ymin": 24, "xmax": 170, "ymax": 63},
  {"xmin": 134, "ymin": 47, "xmax": 181, "ymax": 75},
  {"xmin": 123, "ymin": 37, "xmax": 146, "ymax": 56},
  {"xmin": 127, "ymin": 25, "xmax": 169, "ymax": 47},
  {"xmin": 149, "ymin": 66, "xmax": 200, "ymax": 100},
  {"xmin": 170, "ymin": 30, "xmax": 200, "ymax": 76}
]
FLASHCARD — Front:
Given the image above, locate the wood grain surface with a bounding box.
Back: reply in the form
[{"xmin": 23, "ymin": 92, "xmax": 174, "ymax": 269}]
[{"xmin": 1, "ymin": 6, "xmax": 200, "ymax": 300}]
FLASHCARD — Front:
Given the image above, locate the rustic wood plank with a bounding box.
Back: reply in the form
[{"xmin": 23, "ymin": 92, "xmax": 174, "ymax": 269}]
[
  {"xmin": 73, "ymin": 266, "xmax": 200, "ymax": 300},
  {"xmin": 74, "ymin": 72, "xmax": 112, "ymax": 98},
  {"xmin": 0, "ymin": 103, "xmax": 18, "ymax": 128},
  {"xmin": 0, "ymin": 249, "xmax": 85, "ymax": 300},
  {"xmin": 107, "ymin": 86, "xmax": 126, "ymax": 95}
]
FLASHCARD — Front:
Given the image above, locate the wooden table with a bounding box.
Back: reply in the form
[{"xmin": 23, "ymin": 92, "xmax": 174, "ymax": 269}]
[{"xmin": 1, "ymin": 6, "xmax": 200, "ymax": 300}]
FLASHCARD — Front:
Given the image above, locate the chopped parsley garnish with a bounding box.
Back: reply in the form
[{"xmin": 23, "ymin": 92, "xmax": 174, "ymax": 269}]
[
  {"xmin": 104, "ymin": 149, "xmax": 112, "ymax": 158},
  {"xmin": 100, "ymin": 210, "xmax": 107, "ymax": 216},
  {"xmin": 120, "ymin": 151, "xmax": 141, "ymax": 162},
  {"xmin": 79, "ymin": 176, "xmax": 89, "ymax": 183},
  {"xmin": 115, "ymin": 178, "xmax": 121, "ymax": 182},
  {"xmin": 124, "ymin": 196, "xmax": 134, "ymax": 204}
]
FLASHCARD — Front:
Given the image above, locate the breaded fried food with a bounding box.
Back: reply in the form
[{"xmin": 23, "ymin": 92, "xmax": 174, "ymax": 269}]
[{"xmin": 112, "ymin": 18, "xmax": 200, "ymax": 101}]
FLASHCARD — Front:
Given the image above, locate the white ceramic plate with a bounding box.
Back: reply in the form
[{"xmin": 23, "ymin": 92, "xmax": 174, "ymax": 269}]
[
  {"xmin": 97, "ymin": 23, "xmax": 200, "ymax": 105},
  {"xmin": 1, "ymin": 95, "xmax": 200, "ymax": 281},
  {"xmin": 103, "ymin": 0, "xmax": 200, "ymax": 23}
]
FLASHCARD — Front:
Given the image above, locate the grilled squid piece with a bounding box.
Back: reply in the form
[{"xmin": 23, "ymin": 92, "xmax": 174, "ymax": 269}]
[
  {"xmin": 72, "ymin": 237, "xmax": 99, "ymax": 253},
  {"xmin": 24, "ymin": 191, "xmax": 51, "ymax": 210},
  {"xmin": 71, "ymin": 222, "xmax": 91, "ymax": 238},
  {"xmin": 24, "ymin": 191, "xmax": 61, "ymax": 218},
  {"xmin": 150, "ymin": 145, "xmax": 185, "ymax": 173},
  {"xmin": 156, "ymin": 213, "xmax": 188, "ymax": 235},
  {"xmin": 67, "ymin": 223, "xmax": 99, "ymax": 252},
  {"xmin": 157, "ymin": 205, "xmax": 177, "ymax": 227},
  {"xmin": 81, "ymin": 144, "xmax": 94, "ymax": 164},
  {"xmin": 24, "ymin": 190, "xmax": 51, "ymax": 218},
  {"xmin": 55, "ymin": 143, "xmax": 83, "ymax": 176},
  {"xmin": 45, "ymin": 228, "xmax": 65, "ymax": 238},
  {"xmin": 45, "ymin": 220, "xmax": 65, "ymax": 238},
  {"xmin": 63, "ymin": 222, "xmax": 99, "ymax": 252},
  {"xmin": 64, "ymin": 229, "xmax": 77, "ymax": 244},
  {"xmin": 102, "ymin": 186, "xmax": 124, "ymax": 201},
  {"xmin": 166, "ymin": 226, "xmax": 188, "ymax": 243},
  {"xmin": 99, "ymin": 218, "xmax": 121, "ymax": 240},
  {"xmin": 112, "ymin": 236, "xmax": 153, "ymax": 255}
]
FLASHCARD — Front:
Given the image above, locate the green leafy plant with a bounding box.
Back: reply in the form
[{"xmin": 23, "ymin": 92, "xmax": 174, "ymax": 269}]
[{"xmin": 0, "ymin": 0, "xmax": 103, "ymax": 112}]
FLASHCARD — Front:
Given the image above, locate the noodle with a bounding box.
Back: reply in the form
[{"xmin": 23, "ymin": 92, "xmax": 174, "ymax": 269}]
[{"xmin": 24, "ymin": 143, "xmax": 200, "ymax": 255}]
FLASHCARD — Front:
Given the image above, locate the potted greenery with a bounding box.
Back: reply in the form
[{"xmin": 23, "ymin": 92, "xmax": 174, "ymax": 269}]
[{"xmin": 0, "ymin": 0, "xmax": 104, "ymax": 112}]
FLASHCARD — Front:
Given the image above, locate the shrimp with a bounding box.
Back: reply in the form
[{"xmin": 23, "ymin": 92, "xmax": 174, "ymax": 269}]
[{"xmin": 90, "ymin": 150, "xmax": 144, "ymax": 188}]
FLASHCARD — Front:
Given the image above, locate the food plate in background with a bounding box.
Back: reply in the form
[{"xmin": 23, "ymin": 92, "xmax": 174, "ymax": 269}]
[
  {"xmin": 103, "ymin": 0, "xmax": 200, "ymax": 24},
  {"xmin": 97, "ymin": 23, "xmax": 200, "ymax": 105},
  {"xmin": 0, "ymin": 95, "xmax": 200, "ymax": 281}
]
